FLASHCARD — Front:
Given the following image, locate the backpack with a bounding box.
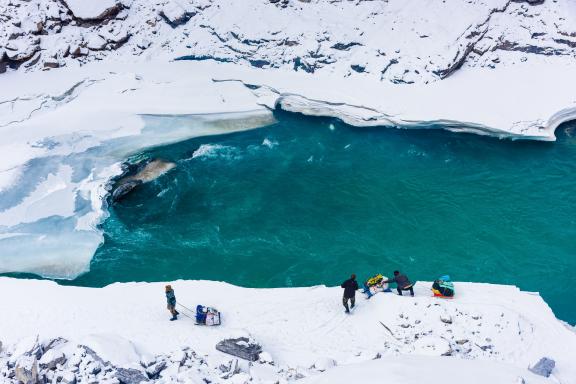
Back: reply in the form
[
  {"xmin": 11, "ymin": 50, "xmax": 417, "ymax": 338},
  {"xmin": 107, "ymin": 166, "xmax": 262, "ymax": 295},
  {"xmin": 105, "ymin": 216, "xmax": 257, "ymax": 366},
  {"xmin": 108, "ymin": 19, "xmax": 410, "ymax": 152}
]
[{"xmin": 367, "ymin": 274, "xmax": 384, "ymax": 286}]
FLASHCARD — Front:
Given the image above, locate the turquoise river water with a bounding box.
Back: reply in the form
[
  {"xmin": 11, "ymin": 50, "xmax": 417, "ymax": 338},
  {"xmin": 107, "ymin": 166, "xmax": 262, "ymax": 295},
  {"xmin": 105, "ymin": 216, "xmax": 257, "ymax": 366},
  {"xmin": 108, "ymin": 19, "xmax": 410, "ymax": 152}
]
[{"xmin": 68, "ymin": 113, "xmax": 576, "ymax": 323}]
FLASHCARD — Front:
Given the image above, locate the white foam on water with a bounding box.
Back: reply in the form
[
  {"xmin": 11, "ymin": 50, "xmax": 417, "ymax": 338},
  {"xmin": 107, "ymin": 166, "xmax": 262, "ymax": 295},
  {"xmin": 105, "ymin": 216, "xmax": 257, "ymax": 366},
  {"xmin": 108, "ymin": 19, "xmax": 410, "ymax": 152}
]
[
  {"xmin": 192, "ymin": 144, "xmax": 228, "ymax": 159},
  {"xmin": 262, "ymin": 138, "xmax": 279, "ymax": 148}
]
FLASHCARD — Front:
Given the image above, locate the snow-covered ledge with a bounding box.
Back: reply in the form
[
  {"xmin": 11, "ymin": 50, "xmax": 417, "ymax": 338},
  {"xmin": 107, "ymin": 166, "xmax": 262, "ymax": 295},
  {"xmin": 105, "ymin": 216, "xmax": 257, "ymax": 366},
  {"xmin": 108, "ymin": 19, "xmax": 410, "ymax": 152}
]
[
  {"xmin": 0, "ymin": 278, "xmax": 575, "ymax": 383},
  {"xmin": 214, "ymin": 57, "xmax": 576, "ymax": 141}
]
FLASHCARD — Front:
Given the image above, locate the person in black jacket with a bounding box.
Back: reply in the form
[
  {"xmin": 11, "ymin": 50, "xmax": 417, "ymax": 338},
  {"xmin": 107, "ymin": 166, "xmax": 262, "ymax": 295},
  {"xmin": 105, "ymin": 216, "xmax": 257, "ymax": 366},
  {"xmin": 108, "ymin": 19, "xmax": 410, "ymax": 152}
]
[
  {"xmin": 341, "ymin": 274, "xmax": 359, "ymax": 313},
  {"xmin": 383, "ymin": 271, "xmax": 414, "ymax": 296}
]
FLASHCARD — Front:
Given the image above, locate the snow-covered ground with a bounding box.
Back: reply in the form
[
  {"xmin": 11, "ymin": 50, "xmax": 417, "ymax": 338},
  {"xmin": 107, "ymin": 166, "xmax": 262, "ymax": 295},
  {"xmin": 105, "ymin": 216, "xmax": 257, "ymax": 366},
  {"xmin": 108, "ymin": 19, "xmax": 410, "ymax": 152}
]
[{"xmin": 1, "ymin": 277, "xmax": 575, "ymax": 383}]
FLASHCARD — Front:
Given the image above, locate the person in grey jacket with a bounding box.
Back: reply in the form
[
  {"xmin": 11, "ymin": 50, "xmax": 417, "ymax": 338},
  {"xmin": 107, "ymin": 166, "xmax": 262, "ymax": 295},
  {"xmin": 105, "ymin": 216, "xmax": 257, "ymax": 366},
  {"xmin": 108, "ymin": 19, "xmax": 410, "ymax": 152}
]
[
  {"xmin": 384, "ymin": 271, "xmax": 414, "ymax": 296},
  {"xmin": 165, "ymin": 285, "xmax": 179, "ymax": 321}
]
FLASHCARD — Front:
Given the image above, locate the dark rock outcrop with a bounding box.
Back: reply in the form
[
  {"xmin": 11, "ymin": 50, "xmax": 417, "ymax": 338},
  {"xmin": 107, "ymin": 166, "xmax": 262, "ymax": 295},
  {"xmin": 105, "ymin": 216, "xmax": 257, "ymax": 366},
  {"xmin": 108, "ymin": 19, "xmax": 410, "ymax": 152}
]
[
  {"xmin": 216, "ymin": 338, "xmax": 262, "ymax": 362},
  {"xmin": 116, "ymin": 367, "xmax": 149, "ymax": 384}
]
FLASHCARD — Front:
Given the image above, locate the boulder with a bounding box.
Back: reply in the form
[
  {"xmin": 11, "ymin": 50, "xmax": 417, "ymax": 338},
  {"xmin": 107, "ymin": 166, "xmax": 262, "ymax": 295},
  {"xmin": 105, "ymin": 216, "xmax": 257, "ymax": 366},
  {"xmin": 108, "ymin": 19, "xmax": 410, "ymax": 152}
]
[
  {"xmin": 5, "ymin": 39, "xmax": 40, "ymax": 62},
  {"xmin": 137, "ymin": 39, "xmax": 151, "ymax": 50},
  {"xmin": 145, "ymin": 361, "xmax": 166, "ymax": 379},
  {"xmin": 159, "ymin": 1, "xmax": 195, "ymax": 27},
  {"xmin": 513, "ymin": 0, "xmax": 545, "ymax": 4},
  {"xmin": 61, "ymin": 0, "xmax": 123, "ymax": 21},
  {"xmin": 81, "ymin": 346, "xmax": 107, "ymax": 367},
  {"xmin": 15, "ymin": 355, "xmax": 39, "ymax": 384},
  {"xmin": 86, "ymin": 361, "xmax": 102, "ymax": 375},
  {"xmin": 139, "ymin": 354, "xmax": 156, "ymax": 368},
  {"xmin": 99, "ymin": 25, "xmax": 131, "ymax": 46},
  {"xmin": 23, "ymin": 52, "xmax": 42, "ymax": 68},
  {"xmin": 112, "ymin": 180, "xmax": 142, "ymax": 202},
  {"xmin": 440, "ymin": 315, "xmax": 453, "ymax": 324},
  {"xmin": 20, "ymin": 16, "xmax": 45, "ymax": 34},
  {"xmin": 313, "ymin": 357, "xmax": 336, "ymax": 372},
  {"xmin": 39, "ymin": 349, "xmax": 66, "ymax": 370},
  {"xmin": 44, "ymin": 337, "xmax": 68, "ymax": 351},
  {"xmin": 115, "ymin": 367, "xmax": 149, "ymax": 384},
  {"xmin": 60, "ymin": 371, "xmax": 77, "ymax": 384},
  {"xmin": 8, "ymin": 26, "xmax": 25, "ymax": 40},
  {"xmin": 170, "ymin": 350, "xmax": 187, "ymax": 366},
  {"xmin": 215, "ymin": 338, "xmax": 262, "ymax": 362},
  {"xmin": 13, "ymin": 336, "xmax": 44, "ymax": 361},
  {"xmin": 44, "ymin": 60, "xmax": 60, "ymax": 69},
  {"xmin": 70, "ymin": 46, "xmax": 89, "ymax": 58},
  {"xmin": 111, "ymin": 159, "xmax": 175, "ymax": 202},
  {"xmin": 258, "ymin": 351, "xmax": 274, "ymax": 365},
  {"xmin": 86, "ymin": 35, "xmax": 108, "ymax": 51},
  {"xmin": 529, "ymin": 357, "xmax": 555, "ymax": 377}
]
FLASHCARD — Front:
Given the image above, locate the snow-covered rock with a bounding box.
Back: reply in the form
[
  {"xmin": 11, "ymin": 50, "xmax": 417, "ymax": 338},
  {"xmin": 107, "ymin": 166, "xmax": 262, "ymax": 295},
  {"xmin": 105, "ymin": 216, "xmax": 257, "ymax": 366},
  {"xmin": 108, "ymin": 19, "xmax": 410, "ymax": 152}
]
[
  {"xmin": 38, "ymin": 349, "xmax": 66, "ymax": 370},
  {"xmin": 258, "ymin": 351, "xmax": 274, "ymax": 365},
  {"xmin": 12, "ymin": 336, "xmax": 43, "ymax": 362},
  {"xmin": 86, "ymin": 35, "xmax": 108, "ymax": 51},
  {"xmin": 115, "ymin": 367, "xmax": 148, "ymax": 383},
  {"xmin": 15, "ymin": 355, "xmax": 38, "ymax": 384},
  {"xmin": 313, "ymin": 357, "xmax": 336, "ymax": 372},
  {"xmin": 60, "ymin": 371, "xmax": 77, "ymax": 384},
  {"xmin": 159, "ymin": 1, "xmax": 195, "ymax": 28},
  {"xmin": 61, "ymin": 0, "xmax": 123, "ymax": 21},
  {"xmin": 4, "ymin": 37, "xmax": 40, "ymax": 62},
  {"xmin": 530, "ymin": 357, "xmax": 556, "ymax": 378}
]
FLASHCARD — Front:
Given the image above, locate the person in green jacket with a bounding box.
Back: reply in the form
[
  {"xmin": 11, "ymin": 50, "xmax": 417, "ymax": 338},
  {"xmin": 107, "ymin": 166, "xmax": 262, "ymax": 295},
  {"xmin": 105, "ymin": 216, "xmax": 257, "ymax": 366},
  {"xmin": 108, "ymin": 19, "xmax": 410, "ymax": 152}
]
[{"xmin": 165, "ymin": 285, "xmax": 179, "ymax": 321}]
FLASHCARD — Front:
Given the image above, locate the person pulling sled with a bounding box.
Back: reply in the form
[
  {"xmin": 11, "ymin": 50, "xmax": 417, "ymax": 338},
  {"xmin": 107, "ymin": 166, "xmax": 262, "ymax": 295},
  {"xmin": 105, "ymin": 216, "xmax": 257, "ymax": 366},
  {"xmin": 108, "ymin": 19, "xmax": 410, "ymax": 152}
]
[{"xmin": 165, "ymin": 285, "xmax": 179, "ymax": 321}]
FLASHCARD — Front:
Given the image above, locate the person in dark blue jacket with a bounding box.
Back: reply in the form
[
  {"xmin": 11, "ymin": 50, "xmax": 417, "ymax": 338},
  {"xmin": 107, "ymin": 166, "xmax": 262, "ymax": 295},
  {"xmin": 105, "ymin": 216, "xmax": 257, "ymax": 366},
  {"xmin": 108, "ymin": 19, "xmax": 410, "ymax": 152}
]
[
  {"xmin": 165, "ymin": 285, "xmax": 179, "ymax": 321},
  {"xmin": 341, "ymin": 274, "xmax": 359, "ymax": 313}
]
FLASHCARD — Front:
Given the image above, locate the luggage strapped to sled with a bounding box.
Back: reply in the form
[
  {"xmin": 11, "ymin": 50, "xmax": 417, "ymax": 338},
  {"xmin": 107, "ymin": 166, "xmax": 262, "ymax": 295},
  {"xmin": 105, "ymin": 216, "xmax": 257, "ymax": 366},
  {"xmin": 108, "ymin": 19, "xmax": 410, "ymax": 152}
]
[
  {"xmin": 176, "ymin": 302, "xmax": 222, "ymax": 325},
  {"xmin": 196, "ymin": 305, "xmax": 221, "ymax": 326}
]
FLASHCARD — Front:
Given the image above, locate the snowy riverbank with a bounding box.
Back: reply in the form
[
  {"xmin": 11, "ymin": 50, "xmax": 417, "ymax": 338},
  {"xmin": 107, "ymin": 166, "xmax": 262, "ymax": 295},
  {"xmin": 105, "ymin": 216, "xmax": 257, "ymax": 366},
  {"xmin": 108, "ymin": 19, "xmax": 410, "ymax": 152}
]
[{"xmin": 1, "ymin": 277, "xmax": 576, "ymax": 383}]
